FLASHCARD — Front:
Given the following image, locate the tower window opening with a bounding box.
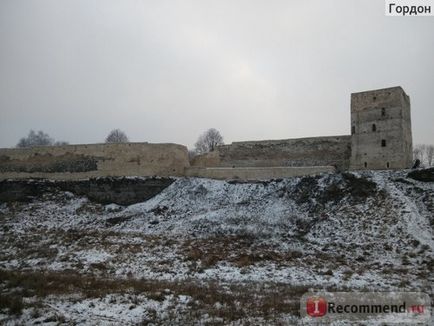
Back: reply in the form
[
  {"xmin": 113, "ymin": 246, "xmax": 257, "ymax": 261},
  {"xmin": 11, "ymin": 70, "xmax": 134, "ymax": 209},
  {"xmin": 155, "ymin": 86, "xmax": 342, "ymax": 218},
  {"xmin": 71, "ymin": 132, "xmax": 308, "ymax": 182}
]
[
  {"xmin": 351, "ymin": 126, "xmax": 355, "ymax": 134},
  {"xmin": 372, "ymin": 124, "xmax": 376, "ymax": 132},
  {"xmin": 364, "ymin": 162, "xmax": 368, "ymax": 168},
  {"xmin": 381, "ymin": 108, "xmax": 386, "ymax": 116},
  {"xmin": 381, "ymin": 139, "xmax": 386, "ymax": 147},
  {"xmin": 373, "ymin": 96, "xmax": 377, "ymax": 101},
  {"xmin": 387, "ymin": 162, "xmax": 390, "ymax": 168}
]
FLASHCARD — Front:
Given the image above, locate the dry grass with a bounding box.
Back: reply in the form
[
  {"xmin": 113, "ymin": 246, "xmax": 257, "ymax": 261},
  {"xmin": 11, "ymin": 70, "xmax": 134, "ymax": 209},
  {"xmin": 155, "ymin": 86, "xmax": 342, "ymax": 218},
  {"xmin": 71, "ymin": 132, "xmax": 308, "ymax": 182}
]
[
  {"xmin": 0, "ymin": 268, "xmax": 312, "ymax": 322},
  {"xmin": 183, "ymin": 235, "xmax": 304, "ymax": 270},
  {"xmin": 0, "ymin": 294, "xmax": 23, "ymax": 315}
]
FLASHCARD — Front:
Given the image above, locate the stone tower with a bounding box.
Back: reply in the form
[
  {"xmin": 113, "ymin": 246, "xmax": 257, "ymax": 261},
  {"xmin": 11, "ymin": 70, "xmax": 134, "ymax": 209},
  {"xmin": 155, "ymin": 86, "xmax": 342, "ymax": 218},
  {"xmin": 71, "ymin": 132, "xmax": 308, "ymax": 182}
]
[{"xmin": 350, "ymin": 86, "xmax": 413, "ymax": 170}]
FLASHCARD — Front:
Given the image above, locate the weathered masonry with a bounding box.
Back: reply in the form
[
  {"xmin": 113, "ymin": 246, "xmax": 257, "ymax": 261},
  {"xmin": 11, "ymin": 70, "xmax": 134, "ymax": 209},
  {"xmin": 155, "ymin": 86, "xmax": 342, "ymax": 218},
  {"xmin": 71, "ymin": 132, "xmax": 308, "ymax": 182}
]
[
  {"xmin": 191, "ymin": 136, "xmax": 351, "ymax": 171},
  {"xmin": 350, "ymin": 87, "xmax": 413, "ymax": 170},
  {"xmin": 0, "ymin": 87, "xmax": 413, "ymax": 181},
  {"xmin": 0, "ymin": 143, "xmax": 189, "ymax": 180}
]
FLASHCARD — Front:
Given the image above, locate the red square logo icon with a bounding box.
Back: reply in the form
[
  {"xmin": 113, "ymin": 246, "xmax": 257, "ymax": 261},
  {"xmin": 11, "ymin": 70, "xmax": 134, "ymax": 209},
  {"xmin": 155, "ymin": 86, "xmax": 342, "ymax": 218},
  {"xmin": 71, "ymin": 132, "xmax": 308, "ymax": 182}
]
[{"xmin": 306, "ymin": 296, "xmax": 327, "ymax": 317}]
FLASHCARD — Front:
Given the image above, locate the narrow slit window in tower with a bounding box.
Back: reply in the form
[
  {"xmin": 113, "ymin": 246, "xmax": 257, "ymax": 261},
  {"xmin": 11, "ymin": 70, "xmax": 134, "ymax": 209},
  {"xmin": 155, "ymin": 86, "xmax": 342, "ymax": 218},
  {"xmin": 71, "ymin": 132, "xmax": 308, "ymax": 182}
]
[
  {"xmin": 351, "ymin": 126, "xmax": 355, "ymax": 134},
  {"xmin": 364, "ymin": 162, "xmax": 368, "ymax": 168},
  {"xmin": 372, "ymin": 124, "xmax": 376, "ymax": 132},
  {"xmin": 381, "ymin": 139, "xmax": 386, "ymax": 147},
  {"xmin": 381, "ymin": 108, "xmax": 386, "ymax": 116},
  {"xmin": 387, "ymin": 162, "xmax": 390, "ymax": 168}
]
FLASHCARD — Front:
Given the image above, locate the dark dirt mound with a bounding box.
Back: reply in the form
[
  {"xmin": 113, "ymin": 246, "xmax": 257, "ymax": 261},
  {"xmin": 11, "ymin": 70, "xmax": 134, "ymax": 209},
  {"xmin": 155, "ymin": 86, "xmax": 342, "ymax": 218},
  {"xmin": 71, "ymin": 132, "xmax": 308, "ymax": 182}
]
[
  {"xmin": 0, "ymin": 177, "xmax": 174, "ymax": 205},
  {"xmin": 291, "ymin": 173, "xmax": 379, "ymax": 212},
  {"xmin": 407, "ymin": 168, "xmax": 434, "ymax": 182}
]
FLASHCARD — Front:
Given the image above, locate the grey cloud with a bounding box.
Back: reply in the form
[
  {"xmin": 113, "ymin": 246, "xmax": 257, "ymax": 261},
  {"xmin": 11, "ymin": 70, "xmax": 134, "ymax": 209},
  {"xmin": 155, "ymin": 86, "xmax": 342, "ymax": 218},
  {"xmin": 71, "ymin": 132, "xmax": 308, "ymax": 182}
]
[{"xmin": 1, "ymin": 0, "xmax": 433, "ymax": 148}]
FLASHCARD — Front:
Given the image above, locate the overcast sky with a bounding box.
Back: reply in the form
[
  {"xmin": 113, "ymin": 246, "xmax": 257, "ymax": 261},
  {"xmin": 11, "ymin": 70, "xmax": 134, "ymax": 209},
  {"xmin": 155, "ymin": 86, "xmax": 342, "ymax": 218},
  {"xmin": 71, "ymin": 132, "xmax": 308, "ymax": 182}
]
[{"xmin": 0, "ymin": 0, "xmax": 433, "ymax": 148}]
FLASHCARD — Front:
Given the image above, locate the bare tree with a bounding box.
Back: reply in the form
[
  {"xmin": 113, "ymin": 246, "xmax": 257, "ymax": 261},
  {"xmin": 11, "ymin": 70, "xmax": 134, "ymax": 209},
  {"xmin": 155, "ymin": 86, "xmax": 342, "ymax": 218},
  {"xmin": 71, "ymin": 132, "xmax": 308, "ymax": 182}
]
[
  {"xmin": 105, "ymin": 129, "xmax": 129, "ymax": 143},
  {"xmin": 194, "ymin": 128, "xmax": 224, "ymax": 154},
  {"xmin": 413, "ymin": 144, "xmax": 425, "ymax": 164},
  {"xmin": 17, "ymin": 130, "xmax": 55, "ymax": 148},
  {"xmin": 426, "ymin": 145, "xmax": 434, "ymax": 167},
  {"xmin": 413, "ymin": 144, "xmax": 434, "ymax": 167},
  {"xmin": 54, "ymin": 141, "xmax": 69, "ymax": 146},
  {"xmin": 188, "ymin": 149, "xmax": 197, "ymax": 160}
]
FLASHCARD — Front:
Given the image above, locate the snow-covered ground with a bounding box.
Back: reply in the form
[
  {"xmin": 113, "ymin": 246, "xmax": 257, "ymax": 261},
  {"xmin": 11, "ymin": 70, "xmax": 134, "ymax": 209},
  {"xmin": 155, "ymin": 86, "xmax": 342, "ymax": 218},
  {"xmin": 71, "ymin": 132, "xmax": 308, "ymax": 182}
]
[{"xmin": 0, "ymin": 170, "xmax": 433, "ymax": 324}]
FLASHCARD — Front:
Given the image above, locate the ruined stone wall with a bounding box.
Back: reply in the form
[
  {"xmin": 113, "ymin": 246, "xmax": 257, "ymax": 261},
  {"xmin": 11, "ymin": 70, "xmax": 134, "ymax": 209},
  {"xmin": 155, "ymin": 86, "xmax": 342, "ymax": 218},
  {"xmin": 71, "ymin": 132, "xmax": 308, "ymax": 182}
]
[
  {"xmin": 191, "ymin": 136, "xmax": 351, "ymax": 170},
  {"xmin": 185, "ymin": 166, "xmax": 335, "ymax": 181},
  {"xmin": 0, "ymin": 143, "xmax": 189, "ymax": 180}
]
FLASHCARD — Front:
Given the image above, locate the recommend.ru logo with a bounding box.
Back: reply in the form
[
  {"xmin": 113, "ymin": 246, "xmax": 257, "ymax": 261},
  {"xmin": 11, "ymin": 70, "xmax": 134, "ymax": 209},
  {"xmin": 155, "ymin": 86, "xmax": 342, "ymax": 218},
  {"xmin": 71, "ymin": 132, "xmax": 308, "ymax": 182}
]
[{"xmin": 301, "ymin": 292, "xmax": 431, "ymax": 324}]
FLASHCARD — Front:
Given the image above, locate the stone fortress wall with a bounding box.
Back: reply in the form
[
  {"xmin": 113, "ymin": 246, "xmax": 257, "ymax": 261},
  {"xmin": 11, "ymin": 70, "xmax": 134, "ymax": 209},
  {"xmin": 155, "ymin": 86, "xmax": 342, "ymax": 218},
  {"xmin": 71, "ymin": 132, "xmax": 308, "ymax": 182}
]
[
  {"xmin": 0, "ymin": 143, "xmax": 189, "ymax": 180},
  {"xmin": 192, "ymin": 86, "xmax": 413, "ymax": 177},
  {"xmin": 184, "ymin": 166, "xmax": 336, "ymax": 180},
  {"xmin": 191, "ymin": 136, "xmax": 352, "ymax": 170},
  {"xmin": 0, "ymin": 86, "xmax": 413, "ymax": 181}
]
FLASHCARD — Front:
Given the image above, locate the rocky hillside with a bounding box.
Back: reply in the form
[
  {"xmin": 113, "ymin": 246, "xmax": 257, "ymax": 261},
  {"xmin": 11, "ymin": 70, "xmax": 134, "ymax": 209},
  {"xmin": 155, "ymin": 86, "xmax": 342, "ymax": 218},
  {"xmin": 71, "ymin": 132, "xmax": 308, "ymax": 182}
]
[{"xmin": 0, "ymin": 170, "xmax": 433, "ymax": 325}]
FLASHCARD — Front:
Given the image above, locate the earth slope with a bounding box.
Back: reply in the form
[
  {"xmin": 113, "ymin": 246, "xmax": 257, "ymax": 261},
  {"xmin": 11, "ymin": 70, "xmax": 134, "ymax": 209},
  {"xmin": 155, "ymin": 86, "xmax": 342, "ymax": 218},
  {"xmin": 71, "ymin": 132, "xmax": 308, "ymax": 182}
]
[{"xmin": 0, "ymin": 170, "xmax": 433, "ymax": 324}]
